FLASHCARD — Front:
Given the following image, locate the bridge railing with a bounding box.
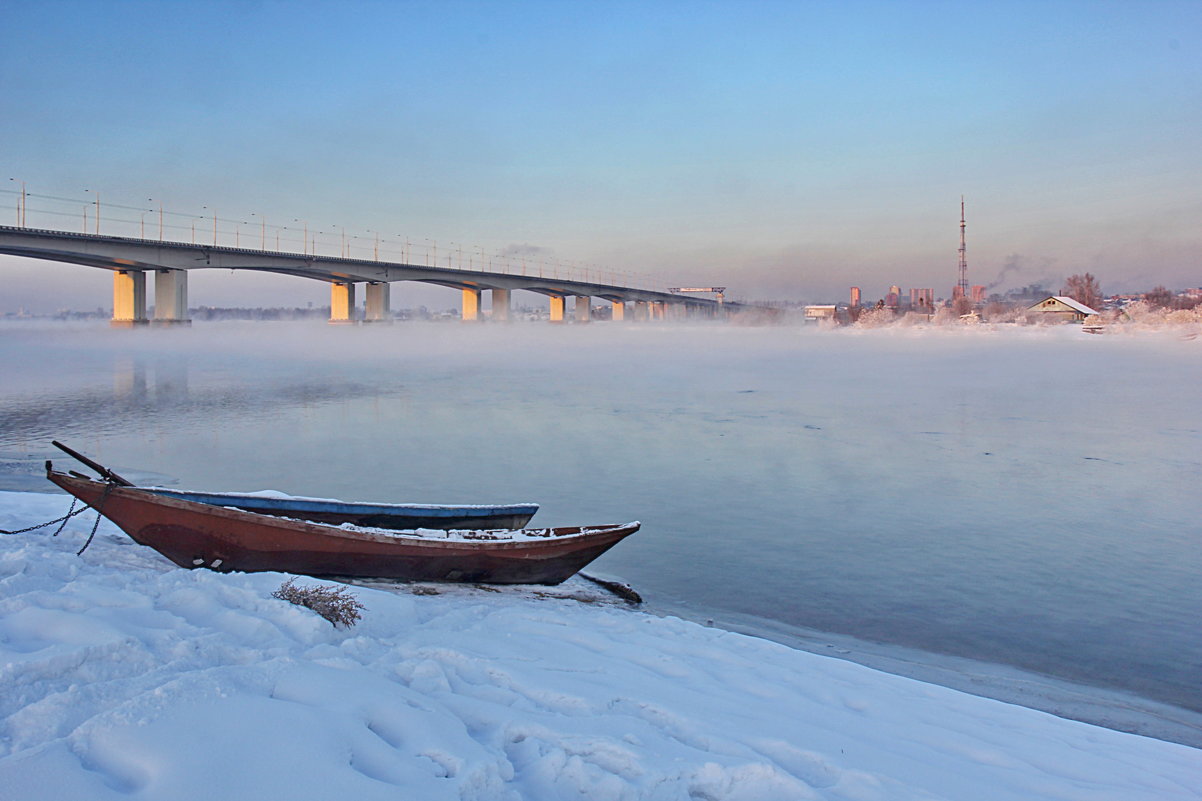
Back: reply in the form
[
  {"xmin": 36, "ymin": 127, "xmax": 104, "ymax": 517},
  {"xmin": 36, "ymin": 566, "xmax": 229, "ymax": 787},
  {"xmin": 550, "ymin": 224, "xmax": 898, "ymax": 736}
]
[{"xmin": 1, "ymin": 185, "xmax": 677, "ymax": 294}]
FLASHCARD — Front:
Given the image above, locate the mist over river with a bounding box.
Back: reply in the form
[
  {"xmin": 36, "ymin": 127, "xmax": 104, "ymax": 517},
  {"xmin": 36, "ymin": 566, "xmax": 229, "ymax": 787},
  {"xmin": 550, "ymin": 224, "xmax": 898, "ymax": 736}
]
[{"xmin": 2, "ymin": 320, "xmax": 1199, "ymax": 742}]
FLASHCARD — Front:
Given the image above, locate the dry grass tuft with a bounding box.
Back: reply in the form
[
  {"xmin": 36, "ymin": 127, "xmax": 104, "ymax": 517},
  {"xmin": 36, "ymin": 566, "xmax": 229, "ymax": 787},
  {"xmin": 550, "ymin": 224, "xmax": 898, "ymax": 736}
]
[{"xmin": 273, "ymin": 578, "xmax": 364, "ymax": 627}]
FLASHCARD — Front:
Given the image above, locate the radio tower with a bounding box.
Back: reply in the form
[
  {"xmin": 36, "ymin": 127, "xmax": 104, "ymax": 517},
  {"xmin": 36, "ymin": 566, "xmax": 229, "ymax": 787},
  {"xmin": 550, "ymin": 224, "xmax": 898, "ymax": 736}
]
[{"xmin": 957, "ymin": 196, "xmax": 969, "ymax": 297}]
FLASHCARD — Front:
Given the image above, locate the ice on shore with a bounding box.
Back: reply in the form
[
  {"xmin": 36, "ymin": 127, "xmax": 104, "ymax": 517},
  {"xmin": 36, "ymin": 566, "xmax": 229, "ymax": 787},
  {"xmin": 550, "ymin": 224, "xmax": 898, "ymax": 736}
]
[{"xmin": 1, "ymin": 490, "xmax": 1198, "ymax": 801}]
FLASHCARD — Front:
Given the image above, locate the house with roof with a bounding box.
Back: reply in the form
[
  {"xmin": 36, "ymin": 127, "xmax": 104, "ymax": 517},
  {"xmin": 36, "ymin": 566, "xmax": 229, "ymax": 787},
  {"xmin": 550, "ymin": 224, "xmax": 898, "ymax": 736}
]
[{"xmin": 1025, "ymin": 295, "xmax": 1099, "ymax": 323}]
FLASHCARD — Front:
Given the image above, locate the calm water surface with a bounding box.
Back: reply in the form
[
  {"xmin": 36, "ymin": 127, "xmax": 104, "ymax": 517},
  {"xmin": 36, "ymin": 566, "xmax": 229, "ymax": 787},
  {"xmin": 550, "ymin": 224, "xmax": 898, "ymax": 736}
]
[{"xmin": 2, "ymin": 321, "xmax": 1199, "ymax": 735}]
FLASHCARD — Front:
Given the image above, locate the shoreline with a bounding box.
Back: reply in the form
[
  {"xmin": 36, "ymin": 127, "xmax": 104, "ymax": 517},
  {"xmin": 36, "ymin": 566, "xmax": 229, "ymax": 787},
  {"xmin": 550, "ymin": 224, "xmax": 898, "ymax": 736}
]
[
  {"xmin": 651, "ymin": 600, "xmax": 1202, "ymax": 750},
  {"xmin": 5, "ymin": 481, "xmax": 1200, "ymax": 752},
  {"xmin": 3, "ymin": 504, "xmax": 1199, "ymax": 800}
]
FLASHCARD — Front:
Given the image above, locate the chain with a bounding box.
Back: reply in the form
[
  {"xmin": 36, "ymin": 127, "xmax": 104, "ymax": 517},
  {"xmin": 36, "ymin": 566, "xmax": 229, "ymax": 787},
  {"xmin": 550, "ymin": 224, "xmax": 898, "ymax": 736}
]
[
  {"xmin": 1, "ymin": 496, "xmax": 86, "ymax": 535},
  {"xmin": 76, "ymin": 482, "xmax": 116, "ymax": 556},
  {"xmin": 2, "ymin": 482, "xmax": 118, "ymax": 557}
]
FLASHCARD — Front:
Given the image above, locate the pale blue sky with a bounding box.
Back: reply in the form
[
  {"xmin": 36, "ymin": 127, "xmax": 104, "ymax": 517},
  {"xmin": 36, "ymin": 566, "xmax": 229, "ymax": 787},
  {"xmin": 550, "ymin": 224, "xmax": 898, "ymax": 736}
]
[{"xmin": 2, "ymin": 0, "xmax": 1199, "ymax": 311}]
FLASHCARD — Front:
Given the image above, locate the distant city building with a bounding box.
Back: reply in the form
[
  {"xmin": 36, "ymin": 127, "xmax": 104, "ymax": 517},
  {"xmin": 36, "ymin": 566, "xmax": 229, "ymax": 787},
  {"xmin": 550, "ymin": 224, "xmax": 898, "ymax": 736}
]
[
  {"xmin": 952, "ymin": 286, "xmax": 965, "ymax": 300},
  {"xmin": 971, "ymin": 285, "xmax": 986, "ymax": 303},
  {"xmin": 885, "ymin": 290, "xmax": 899, "ymax": 309},
  {"xmin": 1026, "ymin": 295, "xmax": 1099, "ymax": 323},
  {"xmin": 910, "ymin": 288, "xmax": 934, "ymax": 311},
  {"xmin": 850, "ymin": 287, "xmax": 861, "ymax": 307},
  {"xmin": 803, "ymin": 305, "xmax": 837, "ymax": 323}
]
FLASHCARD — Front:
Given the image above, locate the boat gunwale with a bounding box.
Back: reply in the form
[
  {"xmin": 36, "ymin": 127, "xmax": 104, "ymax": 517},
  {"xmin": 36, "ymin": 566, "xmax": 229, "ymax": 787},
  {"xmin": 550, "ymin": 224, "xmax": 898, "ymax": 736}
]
[
  {"xmin": 50, "ymin": 472, "xmax": 637, "ymax": 553},
  {"xmin": 140, "ymin": 487, "xmax": 540, "ymax": 517}
]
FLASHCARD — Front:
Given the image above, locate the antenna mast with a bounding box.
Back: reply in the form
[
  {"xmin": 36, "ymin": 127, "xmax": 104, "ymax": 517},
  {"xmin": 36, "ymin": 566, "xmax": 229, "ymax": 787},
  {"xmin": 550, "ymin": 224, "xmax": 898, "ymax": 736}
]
[{"xmin": 957, "ymin": 196, "xmax": 968, "ymax": 297}]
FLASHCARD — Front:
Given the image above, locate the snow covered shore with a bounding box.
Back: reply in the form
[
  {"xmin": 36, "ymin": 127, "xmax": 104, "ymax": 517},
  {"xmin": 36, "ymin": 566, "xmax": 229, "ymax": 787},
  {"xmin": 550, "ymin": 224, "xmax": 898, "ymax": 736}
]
[{"xmin": 1, "ymin": 490, "xmax": 1198, "ymax": 800}]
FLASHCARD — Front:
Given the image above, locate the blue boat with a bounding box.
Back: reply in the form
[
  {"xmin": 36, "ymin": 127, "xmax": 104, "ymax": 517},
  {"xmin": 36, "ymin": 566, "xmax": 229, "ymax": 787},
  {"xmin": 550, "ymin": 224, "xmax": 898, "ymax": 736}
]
[
  {"xmin": 140, "ymin": 488, "xmax": 539, "ymax": 531},
  {"xmin": 47, "ymin": 441, "xmax": 538, "ymax": 531}
]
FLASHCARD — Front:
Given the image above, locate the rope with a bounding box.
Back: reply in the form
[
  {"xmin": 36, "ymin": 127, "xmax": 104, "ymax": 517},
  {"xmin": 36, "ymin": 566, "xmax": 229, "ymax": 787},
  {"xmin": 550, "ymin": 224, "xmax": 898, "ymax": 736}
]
[{"xmin": 1, "ymin": 496, "xmax": 87, "ymax": 535}]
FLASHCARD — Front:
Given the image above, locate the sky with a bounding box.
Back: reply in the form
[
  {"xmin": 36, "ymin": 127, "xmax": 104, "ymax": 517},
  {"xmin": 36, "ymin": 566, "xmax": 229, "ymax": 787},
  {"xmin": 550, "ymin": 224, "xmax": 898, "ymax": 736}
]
[{"xmin": 1, "ymin": 0, "xmax": 1200, "ymax": 312}]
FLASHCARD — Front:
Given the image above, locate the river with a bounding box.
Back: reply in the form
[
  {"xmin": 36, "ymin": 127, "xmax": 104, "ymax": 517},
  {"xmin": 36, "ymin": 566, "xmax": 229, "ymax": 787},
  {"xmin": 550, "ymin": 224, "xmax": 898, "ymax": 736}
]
[{"xmin": 2, "ymin": 319, "xmax": 1199, "ymax": 743}]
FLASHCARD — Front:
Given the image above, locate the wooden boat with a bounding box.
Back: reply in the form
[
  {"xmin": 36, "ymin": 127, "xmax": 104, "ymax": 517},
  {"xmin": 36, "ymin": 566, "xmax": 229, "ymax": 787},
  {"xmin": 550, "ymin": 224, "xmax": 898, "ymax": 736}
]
[
  {"xmin": 47, "ymin": 440, "xmax": 536, "ymax": 530},
  {"xmin": 47, "ymin": 466, "xmax": 639, "ymax": 585},
  {"xmin": 139, "ymin": 488, "xmax": 539, "ymax": 531}
]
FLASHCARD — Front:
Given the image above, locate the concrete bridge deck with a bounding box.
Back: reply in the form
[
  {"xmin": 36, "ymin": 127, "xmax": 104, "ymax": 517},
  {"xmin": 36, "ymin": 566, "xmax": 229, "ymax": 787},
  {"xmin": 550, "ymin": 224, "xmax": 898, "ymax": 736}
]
[{"xmin": 0, "ymin": 225, "xmax": 724, "ymax": 325}]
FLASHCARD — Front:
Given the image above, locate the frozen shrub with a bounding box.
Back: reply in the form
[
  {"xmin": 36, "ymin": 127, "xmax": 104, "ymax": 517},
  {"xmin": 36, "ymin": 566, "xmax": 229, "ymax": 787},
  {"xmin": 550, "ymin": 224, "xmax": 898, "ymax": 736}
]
[
  {"xmin": 273, "ymin": 578, "xmax": 364, "ymax": 627},
  {"xmin": 1122, "ymin": 300, "xmax": 1163, "ymax": 323},
  {"xmin": 854, "ymin": 307, "xmax": 895, "ymax": 328},
  {"xmin": 1113, "ymin": 301, "xmax": 1202, "ymax": 334},
  {"xmin": 1166, "ymin": 307, "xmax": 1202, "ymax": 325},
  {"xmin": 982, "ymin": 303, "xmax": 1022, "ymax": 323},
  {"xmin": 932, "ymin": 305, "xmax": 961, "ymax": 325}
]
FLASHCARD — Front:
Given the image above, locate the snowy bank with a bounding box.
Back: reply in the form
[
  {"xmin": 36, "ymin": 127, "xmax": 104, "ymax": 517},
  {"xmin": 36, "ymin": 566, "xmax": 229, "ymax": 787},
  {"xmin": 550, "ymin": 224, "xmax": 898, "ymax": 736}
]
[{"xmin": 1, "ymin": 490, "xmax": 1199, "ymax": 801}]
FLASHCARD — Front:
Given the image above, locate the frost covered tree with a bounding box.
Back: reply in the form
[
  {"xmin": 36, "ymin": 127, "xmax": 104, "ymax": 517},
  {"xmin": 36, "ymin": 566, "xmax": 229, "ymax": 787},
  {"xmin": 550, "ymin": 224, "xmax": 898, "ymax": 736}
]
[
  {"xmin": 1061, "ymin": 273, "xmax": 1103, "ymax": 311},
  {"xmin": 1144, "ymin": 286, "xmax": 1173, "ymax": 309}
]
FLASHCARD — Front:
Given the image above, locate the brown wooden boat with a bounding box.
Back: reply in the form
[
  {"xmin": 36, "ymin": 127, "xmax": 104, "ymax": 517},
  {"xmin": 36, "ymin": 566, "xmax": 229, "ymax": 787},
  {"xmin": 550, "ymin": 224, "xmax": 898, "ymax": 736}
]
[{"xmin": 47, "ymin": 466, "xmax": 639, "ymax": 585}]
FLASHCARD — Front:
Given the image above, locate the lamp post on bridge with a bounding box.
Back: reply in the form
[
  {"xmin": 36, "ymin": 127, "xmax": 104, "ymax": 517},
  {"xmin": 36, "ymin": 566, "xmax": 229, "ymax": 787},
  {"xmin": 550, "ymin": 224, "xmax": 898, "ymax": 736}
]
[
  {"xmin": 293, "ymin": 220, "xmax": 308, "ymax": 256},
  {"xmin": 8, "ymin": 178, "xmax": 26, "ymax": 227},
  {"xmin": 84, "ymin": 190, "xmax": 99, "ymax": 234},
  {"xmin": 203, "ymin": 207, "xmax": 217, "ymax": 246},
  {"xmin": 140, "ymin": 197, "xmax": 158, "ymax": 240},
  {"xmin": 251, "ymin": 213, "xmax": 265, "ymax": 250}
]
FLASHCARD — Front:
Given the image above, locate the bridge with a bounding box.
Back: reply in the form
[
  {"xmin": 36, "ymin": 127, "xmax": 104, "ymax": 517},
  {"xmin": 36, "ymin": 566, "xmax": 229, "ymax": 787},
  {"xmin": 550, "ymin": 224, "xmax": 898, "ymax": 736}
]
[{"xmin": 0, "ymin": 224, "xmax": 728, "ymax": 326}]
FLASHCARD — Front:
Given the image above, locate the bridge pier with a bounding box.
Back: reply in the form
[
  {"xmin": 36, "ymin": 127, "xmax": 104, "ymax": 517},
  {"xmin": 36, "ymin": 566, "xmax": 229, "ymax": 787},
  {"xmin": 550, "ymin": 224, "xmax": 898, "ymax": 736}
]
[
  {"xmin": 633, "ymin": 301, "xmax": 649, "ymax": 322},
  {"xmin": 574, "ymin": 295, "xmax": 591, "ymax": 323},
  {"xmin": 461, "ymin": 288, "xmax": 481, "ymax": 321},
  {"xmin": 549, "ymin": 295, "xmax": 565, "ymax": 323},
  {"xmin": 330, "ymin": 281, "xmax": 356, "ymax": 324},
  {"xmin": 611, "ymin": 300, "xmax": 625, "ymax": 321},
  {"xmin": 112, "ymin": 270, "xmax": 148, "ymax": 327},
  {"xmin": 491, "ymin": 288, "xmax": 510, "ymax": 322},
  {"xmin": 364, "ymin": 282, "xmax": 391, "ymax": 322},
  {"xmin": 152, "ymin": 269, "xmax": 190, "ymax": 325}
]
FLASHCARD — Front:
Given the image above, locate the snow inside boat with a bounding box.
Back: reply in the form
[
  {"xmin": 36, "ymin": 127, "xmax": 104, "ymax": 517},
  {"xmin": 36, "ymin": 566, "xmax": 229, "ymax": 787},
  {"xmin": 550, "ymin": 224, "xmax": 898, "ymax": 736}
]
[{"xmin": 47, "ymin": 467, "xmax": 639, "ymax": 585}]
